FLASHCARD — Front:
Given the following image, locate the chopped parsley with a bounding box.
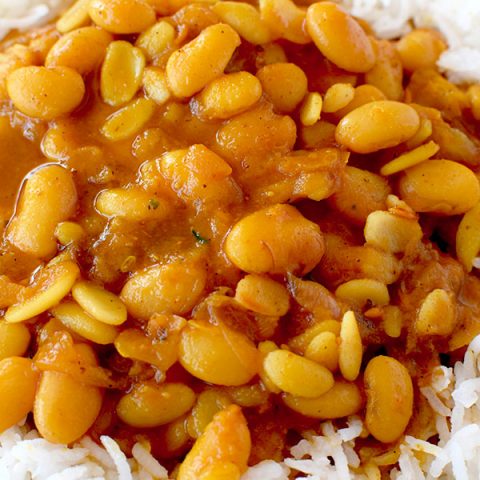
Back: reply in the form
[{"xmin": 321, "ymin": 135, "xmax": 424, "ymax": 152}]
[{"xmin": 192, "ymin": 229, "xmax": 209, "ymax": 244}]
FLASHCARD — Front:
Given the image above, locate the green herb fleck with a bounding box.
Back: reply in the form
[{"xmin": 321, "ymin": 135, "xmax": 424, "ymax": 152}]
[
  {"xmin": 192, "ymin": 229, "xmax": 209, "ymax": 244},
  {"xmin": 148, "ymin": 199, "xmax": 160, "ymax": 210}
]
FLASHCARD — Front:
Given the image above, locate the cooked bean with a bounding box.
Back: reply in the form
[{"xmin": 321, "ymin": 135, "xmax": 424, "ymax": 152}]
[
  {"xmin": 95, "ymin": 187, "xmax": 170, "ymax": 221},
  {"xmin": 283, "ymin": 380, "xmax": 362, "ymax": 419},
  {"xmin": 143, "ymin": 67, "xmax": 171, "ymax": 105},
  {"xmin": 72, "ymin": 281, "xmax": 127, "ymax": 326},
  {"xmin": 263, "ymin": 349, "xmax": 334, "ymax": 397},
  {"xmin": 166, "ymin": 23, "xmax": 240, "ymax": 98},
  {"xmin": 187, "ymin": 389, "xmax": 232, "ymax": 438},
  {"xmin": 179, "ymin": 321, "xmax": 259, "ymax": 386},
  {"xmin": 100, "ymin": 41, "xmax": 146, "ymax": 107},
  {"xmin": 34, "ymin": 344, "xmax": 102, "ymax": 444},
  {"xmin": 338, "ymin": 311, "xmax": 362, "ymax": 381},
  {"xmin": 136, "ymin": 20, "xmax": 176, "ymax": 61},
  {"xmin": 336, "ymin": 279, "xmax": 389, "ymax": 310},
  {"xmin": 101, "ymin": 98, "xmax": 156, "ymax": 141},
  {"xmin": 300, "ymin": 92, "xmax": 323, "ymax": 126},
  {"xmin": 177, "ymin": 405, "xmax": 250, "ymax": 480},
  {"xmin": 259, "ymin": 0, "xmax": 309, "ymax": 44},
  {"xmin": 0, "ymin": 321, "xmax": 31, "ymax": 360},
  {"xmin": 56, "ymin": 0, "xmax": 91, "ymax": 33},
  {"xmin": 235, "ymin": 274, "xmax": 290, "ymax": 316},
  {"xmin": 334, "ymin": 84, "xmax": 386, "ymax": 119},
  {"xmin": 6, "ymin": 165, "xmax": 77, "ymax": 258},
  {"xmin": 54, "ymin": 221, "xmax": 84, "ymax": 246},
  {"xmin": 306, "ymin": 2, "xmax": 375, "ymax": 73},
  {"xmin": 7, "ymin": 66, "xmax": 85, "ymax": 120},
  {"xmin": 304, "ymin": 331, "xmax": 339, "ymax": 371},
  {"xmin": 289, "ymin": 321, "xmax": 342, "ymax": 353},
  {"xmin": 52, "ymin": 302, "xmax": 118, "ymax": 344},
  {"xmin": 322, "ymin": 83, "xmax": 355, "ymax": 113},
  {"xmin": 193, "ymin": 72, "xmax": 262, "ymax": 120},
  {"xmin": 415, "ymin": 289, "xmax": 456, "ymax": 337},
  {"xmin": 335, "ymin": 101, "xmax": 420, "ymax": 154},
  {"xmin": 117, "ymin": 383, "xmax": 195, "ymax": 428},
  {"xmin": 120, "ymin": 261, "xmax": 207, "ymax": 320},
  {"xmin": 0, "ymin": 357, "xmax": 39, "ymax": 433},
  {"xmin": 364, "ymin": 356, "xmax": 413, "ymax": 443},
  {"xmin": 257, "ymin": 63, "xmax": 308, "ymax": 113},
  {"xmin": 212, "ymin": 2, "xmax": 272, "ymax": 45},
  {"xmin": 380, "ymin": 140, "xmax": 439, "ymax": 176},
  {"xmin": 329, "ymin": 166, "xmax": 390, "ymax": 225},
  {"xmin": 399, "ymin": 159, "xmax": 480, "ymax": 215},
  {"xmin": 457, "ymin": 201, "xmax": 480, "ymax": 272},
  {"xmin": 45, "ymin": 27, "xmax": 112, "ymax": 74},
  {"xmin": 5, "ymin": 261, "xmax": 80, "ymax": 324},
  {"xmin": 224, "ymin": 204, "xmax": 325, "ymax": 275},
  {"xmin": 198, "ymin": 463, "xmax": 241, "ymax": 480},
  {"xmin": 88, "ymin": 0, "xmax": 156, "ymax": 34},
  {"xmin": 364, "ymin": 210, "xmax": 423, "ymax": 253},
  {"xmin": 396, "ymin": 29, "xmax": 446, "ymax": 72}
]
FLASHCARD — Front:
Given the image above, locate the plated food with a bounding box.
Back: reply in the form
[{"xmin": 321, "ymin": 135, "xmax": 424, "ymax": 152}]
[{"xmin": 1, "ymin": 0, "xmax": 480, "ymax": 479}]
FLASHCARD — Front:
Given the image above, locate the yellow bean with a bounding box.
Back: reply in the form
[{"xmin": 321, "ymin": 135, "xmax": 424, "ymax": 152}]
[
  {"xmin": 259, "ymin": 0, "xmax": 309, "ymax": 44},
  {"xmin": 0, "ymin": 321, "xmax": 31, "ymax": 360},
  {"xmin": 305, "ymin": 331, "xmax": 339, "ymax": 371},
  {"xmin": 212, "ymin": 2, "xmax": 272, "ymax": 45},
  {"xmin": 101, "ymin": 98, "xmax": 155, "ymax": 141},
  {"xmin": 335, "ymin": 101, "xmax": 420, "ymax": 154},
  {"xmin": 143, "ymin": 67, "xmax": 171, "ymax": 106},
  {"xmin": 179, "ymin": 321, "xmax": 259, "ymax": 386},
  {"xmin": 380, "ymin": 140, "xmax": 439, "ymax": 176},
  {"xmin": 288, "ymin": 320, "xmax": 342, "ymax": 353},
  {"xmin": 117, "ymin": 383, "xmax": 195, "ymax": 428},
  {"xmin": 5, "ymin": 261, "xmax": 80, "ymax": 324},
  {"xmin": 136, "ymin": 20, "xmax": 176, "ymax": 61},
  {"xmin": 178, "ymin": 405, "xmax": 250, "ymax": 480},
  {"xmin": 415, "ymin": 289, "xmax": 456, "ymax": 337},
  {"xmin": 88, "ymin": 0, "xmax": 156, "ymax": 34},
  {"xmin": 100, "ymin": 41, "xmax": 146, "ymax": 106},
  {"xmin": 224, "ymin": 204, "xmax": 325, "ymax": 275},
  {"xmin": 382, "ymin": 305, "xmax": 403, "ymax": 338},
  {"xmin": 457, "ymin": 201, "xmax": 480, "ymax": 272},
  {"xmin": 54, "ymin": 221, "xmax": 84, "ymax": 246},
  {"xmin": 398, "ymin": 159, "xmax": 480, "ymax": 215},
  {"xmin": 199, "ymin": 463, "xmax": 241, "ymax": 480},
  {"xmin": 56, "ymin": 0, "xmax": 91, "ymax": 33},
  {"xmin": 306, "ymin": 2, "xmax": 375, "ymax": 73},
  {"xmin": 0, "ymin": 357, "xmax": 39, "ymax": 433},
  {"xmin": 235, "ymin": 274, "xmax": 289, "ymax": 316},
  {"xmin": 257, "ymin": 63, "xmax": 308, "ymax": 113},
  {"xmin": 338, "ymin": 311, "xmax": 362, "ymax": 381},
  {"xmin": 300, "ymin": 92, "xmax": 323, "ymax": 126},
  {"xmin": 225, "ymin": 384, "xmax": 270, "ymax": 408},
  {"xmin": 336, "ymin": 279, "xmax": 389, "ymax": 309},
  {"xmin": 34, "ymin": 344, "xmax": 102, "ymax": 444},
  {"xmin": 329, "ymin": 166, "xmax": 391, "ymax": 225},
  {"xmin": 7, "ymin": 66, "xmax": 85, "ymax": 120},
  {"xmin": 193, "ymin": 72, "xmax": 262, "ymax": 120},
  {"xmin": 334, "ymin": 84, "xmax": 386, "ymax": 119},
  {"xmin": 364, "ymin": 210, "xmax": 423, "ymax": 253},
  {"xmin": 283, "ymin": 380, "xmax": 362, "ymax": 419},
  {"xmin": 166, "ymin": 23, "xmax": 240, "ymax": 98},
  {"xmin": 120, "ymin": 261, "xmax": 207, "ymax": 320},
  {"xmin": 396, "ymin": 29, "xmax": 446, "ymax": 72},
  {"xmin": 187, "ymin": 389, "xmax": 232, "ymax": 438},
  {"xmin": 405, "ymin": 118, "xmax": 433, "ymax": 149},
  {"xmin": 7, "ymin": 165, "xmax": 77, "ymax": 258},
  {"xmin": 45, "ymin": 27, "xmax": 112, "ymax": 75},
  {"xmin": 52, "ymin": 302, "xmax": 118, "ymax": 344},
  {"xmin": 364, "ymin": 356, "xmax": 413, "ymax": 443},
  {"xmin": 72, "ymin": 281, "xmax": 127, "ymax": 326},
  {"xmin": 468, "ymin": 84, "xmax": 480, "ymax": 121},
  {"xmin": 366, "ymin": 39, "xmax": 403, "ymax": 101},
  {"xmin": 95, "ymin": 187, "xmax": 170, "ymax": 221},
  {"xmin": 263, "ymin": 349, "xmax": 334, "ymax": 397},
  {"xmin": 323, "ymin": 83, "xmax": 355, "ymax": 113}
]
